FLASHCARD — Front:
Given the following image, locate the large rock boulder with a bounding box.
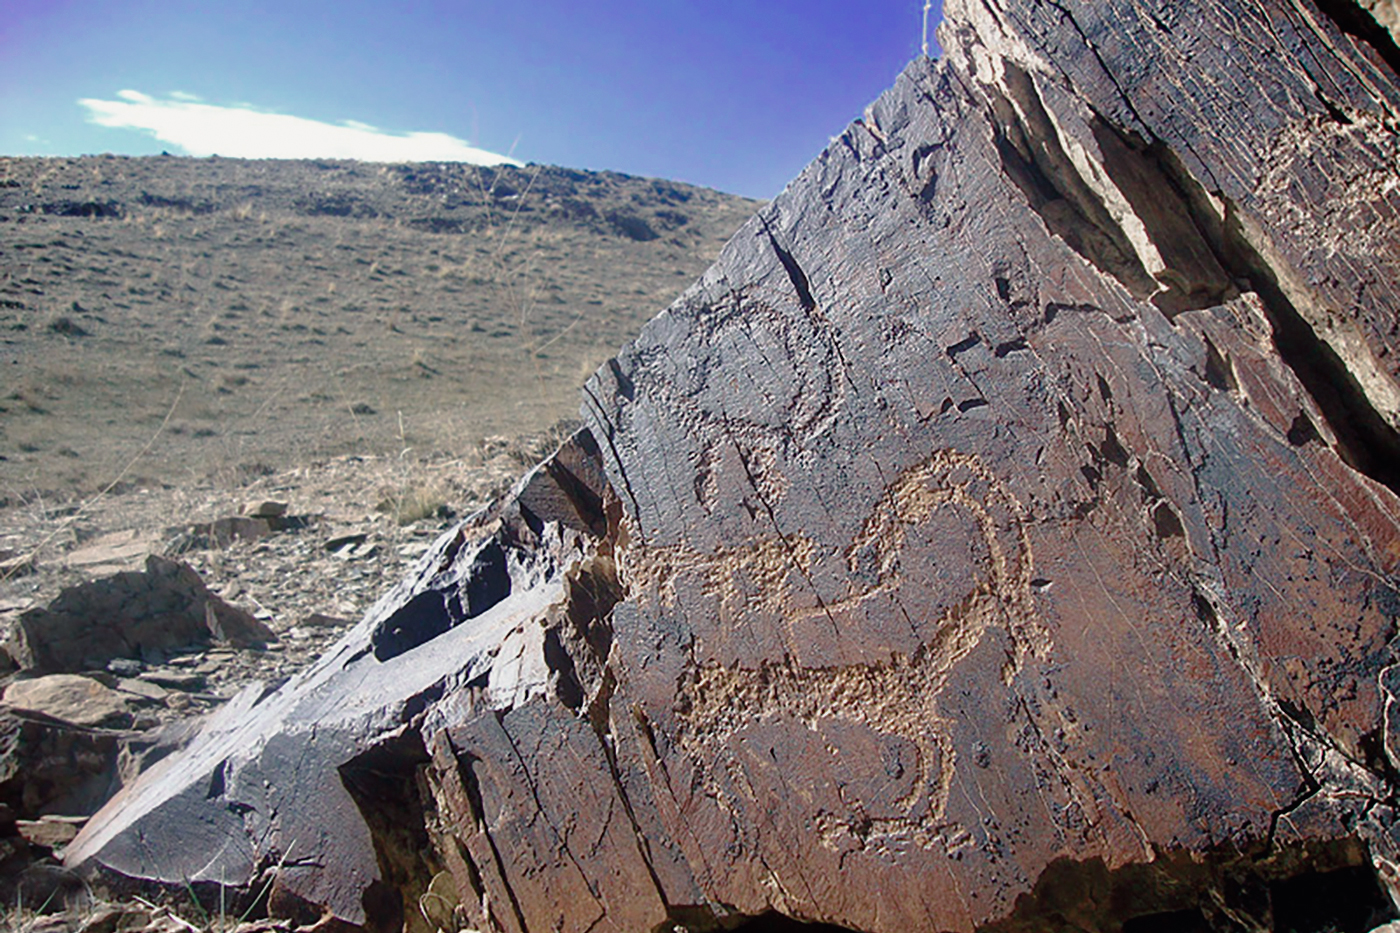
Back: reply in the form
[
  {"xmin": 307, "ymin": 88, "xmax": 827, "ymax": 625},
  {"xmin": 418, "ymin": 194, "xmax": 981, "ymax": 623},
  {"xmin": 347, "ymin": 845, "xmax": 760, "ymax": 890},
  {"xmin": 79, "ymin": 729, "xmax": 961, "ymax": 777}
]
[
  {"xmin": 62, "ymin": 0, "xmax": 1400, "ymax": 930},
  {"xmin": 9, "ymin": 555, "xmax": 274, "ymax": 673}
]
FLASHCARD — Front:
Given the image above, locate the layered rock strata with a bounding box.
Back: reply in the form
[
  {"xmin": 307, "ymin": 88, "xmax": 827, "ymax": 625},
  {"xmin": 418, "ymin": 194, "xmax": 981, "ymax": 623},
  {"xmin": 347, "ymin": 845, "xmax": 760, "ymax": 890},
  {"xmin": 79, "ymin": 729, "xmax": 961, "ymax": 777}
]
[{"xmin": 65, "ymin": 1, "xmax": 1400, "ymax": 930}]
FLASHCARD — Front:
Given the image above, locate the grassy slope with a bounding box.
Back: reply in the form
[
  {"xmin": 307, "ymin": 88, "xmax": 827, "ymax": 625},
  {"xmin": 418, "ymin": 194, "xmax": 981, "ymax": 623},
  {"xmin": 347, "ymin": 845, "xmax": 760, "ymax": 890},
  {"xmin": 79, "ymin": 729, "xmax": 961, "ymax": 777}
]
[{"xmin": 0, "ymin": 156, "xmax": 758, "ymax": 502}]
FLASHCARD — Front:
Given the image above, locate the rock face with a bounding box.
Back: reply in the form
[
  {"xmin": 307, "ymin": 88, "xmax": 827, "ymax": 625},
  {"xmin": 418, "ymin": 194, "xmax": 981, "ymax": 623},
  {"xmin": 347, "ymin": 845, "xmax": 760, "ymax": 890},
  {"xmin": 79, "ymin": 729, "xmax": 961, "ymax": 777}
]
[{"xmin": 62, "ymin": 0, "xmax": 1400, "ymax": 930}]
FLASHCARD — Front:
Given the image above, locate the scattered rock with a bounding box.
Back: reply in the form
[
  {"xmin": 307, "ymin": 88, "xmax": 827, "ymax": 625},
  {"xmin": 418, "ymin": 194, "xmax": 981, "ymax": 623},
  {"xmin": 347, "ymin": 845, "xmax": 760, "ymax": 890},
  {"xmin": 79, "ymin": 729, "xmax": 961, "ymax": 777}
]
[
  {"xmin": 245, "ymin": 500, "xmax": 288, "ymax": 519},
  {"xmin": 0, "ymin": 596, "xmax": 33, "ymax": 614},
  {"xmin": 103, "ymin": 659, "xmax": 142, "ymax": 678},
  {"xmin": 48, "ymin": 317, "xmax": 89, "ymax": 338},
  {"xmin": 134, "ymin": 671, "xmax": 203, "ymax": 692},
  {"xmin": 62, "ymin": 531, "xmax": 149, "ymax": 573},
  {"xmin": 163, "ymin": 694, "xmax": 193, "ymax": 714},
  {"xmin": 163, "ymin": 516, "xmax": 271, "ymax": 553},
  {"xmin": 300, "ymin": 612, "xmax": 350, "ymax": 630},
  {"xmin": 480, "ymin": 434, "xmax": 512, "ymax": 457},
  {"xmin": 225, "ymin": 922, "xmax": 293, "ymax": 933},
  {"xmin": 395, "ymin": 541, "xmax": 430, "ymax": 560},
  {"xmin": 204, "ymin": 601, "xmax": 275, "ymax": 650},
  {"xmin": 110, "ymin": 678, "xmax": 166, "ymax": 704},
  {"xmin": 0, "ymin": 548, "xmax": 36, "ymax": 578},
  {"xmin": 3, "ymin": 676, "xmax": 132, "ymax": 729},
  {"xmin": 330, "ymin": 540, "xmax": 377, "ymax": 561},
  {"xmin": 15, "ymin": 815, "xmax": 86, "ymax": 850},
  {"xmin": 322, "ymin": 532, "xmax": 368, "ymax": 553},
  {"xmin": 75, "ymin": 903, "xmax": 133, "ymax": 933},
  {"xmin": 0, "ymin": 627, "xmax": 19, "ymax": 674},
  {"xmin": 147, "ymin": 916, "xmax": 207, "ymax": 933}
]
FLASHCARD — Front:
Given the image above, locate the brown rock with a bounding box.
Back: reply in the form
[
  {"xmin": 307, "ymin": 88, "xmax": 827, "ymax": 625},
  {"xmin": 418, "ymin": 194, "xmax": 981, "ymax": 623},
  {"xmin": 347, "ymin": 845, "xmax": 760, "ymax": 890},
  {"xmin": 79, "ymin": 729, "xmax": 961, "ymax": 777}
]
[
  {"xmin": 10, "ymin": 555, "xmax": 274, "ymax": 673},
  {"xmin": 80, "ymin": 907, "xmax": 195, "ymax": 933},
  {"xmin": 165, "ymin": 516, "xmax": 272, "ymax": 552},
  {"xmin": 75, "ymin": 903, "xmax": 131, "ymax": 933},
  {"xmin": 0, "ymin": 710, "xmax": 122, "ymax": 818},
  {"xmin": 63, "ymin": 530, "xmax": 151, "ymax": 572},
  {"xmin": 245, "ymin": 500, "xmax": 289, "ymax": 519},
  {"xmin": 111, "ymin": 679, "xmax": 168, "ymax": 704},
  {"xmin": 3, "ymin": 676, "xmax": 132, "ymax": 729},
  {"xmin": 300, "ymin": 612, "xmax": 351, "ymax": 629},
  {"xmin": 22, "ymin": 917, "xmax": 75, "ymax": 933},
  {"xmin": 134, "ymin": 671, "xmax": 203, "ymax": 692},
  {"xmin": 213, "ymin": 516, "xmax": 272, "ymax": 545},
  {"xmin": 16, "ymin": 815, "xmax": 86, "ymax": 850}
]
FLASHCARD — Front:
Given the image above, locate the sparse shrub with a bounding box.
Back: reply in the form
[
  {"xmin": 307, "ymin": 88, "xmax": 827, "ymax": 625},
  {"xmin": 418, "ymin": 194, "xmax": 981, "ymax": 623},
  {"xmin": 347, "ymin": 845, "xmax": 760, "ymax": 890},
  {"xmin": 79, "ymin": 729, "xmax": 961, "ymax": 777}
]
[
  {"xmin": 606, "ymin": 210, "xmax": 658, "ymax": 241},
  {"xmin": 376, "ymin": 483, "xmax": 452, "ymax": 525},
  {"xmin": 48, "ymin": 316, "xmax": 89, "ymax": 338}
]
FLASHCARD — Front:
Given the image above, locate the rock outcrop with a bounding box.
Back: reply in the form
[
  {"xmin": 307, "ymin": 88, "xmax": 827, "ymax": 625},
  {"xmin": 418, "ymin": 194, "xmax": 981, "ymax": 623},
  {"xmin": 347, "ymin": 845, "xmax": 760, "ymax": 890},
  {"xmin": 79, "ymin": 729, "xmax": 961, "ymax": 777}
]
[
  {"xmin": 8, "ymin": 555, "xmax": 275, "ymax": 673},
  {"xmin": 62, "ymin": 0, "xmax": 1400, "ymax": 930}
]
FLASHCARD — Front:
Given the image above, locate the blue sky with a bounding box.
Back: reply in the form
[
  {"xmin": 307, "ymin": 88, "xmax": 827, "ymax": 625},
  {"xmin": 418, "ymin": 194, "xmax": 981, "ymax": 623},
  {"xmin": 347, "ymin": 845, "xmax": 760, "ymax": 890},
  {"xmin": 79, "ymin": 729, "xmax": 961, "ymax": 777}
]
[{"xmin": 1, "ymin": 2, "xmax": 943, "ymax": 198}]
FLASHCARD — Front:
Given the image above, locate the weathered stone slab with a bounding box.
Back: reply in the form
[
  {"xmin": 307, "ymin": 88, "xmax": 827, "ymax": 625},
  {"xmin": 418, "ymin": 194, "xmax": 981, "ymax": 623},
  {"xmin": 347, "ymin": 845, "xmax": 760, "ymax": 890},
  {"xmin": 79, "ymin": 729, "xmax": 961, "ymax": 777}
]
[
  {"xmin": 63, "ymin": 530, "xmax": 150, "ymax": 572},
  {"xmin": 4, "ymin": 675, "xmax": 132, "ymax": 729},
  {"xmin": 64, "ymin": 434, "xmax": 614, "ymax": 929}
]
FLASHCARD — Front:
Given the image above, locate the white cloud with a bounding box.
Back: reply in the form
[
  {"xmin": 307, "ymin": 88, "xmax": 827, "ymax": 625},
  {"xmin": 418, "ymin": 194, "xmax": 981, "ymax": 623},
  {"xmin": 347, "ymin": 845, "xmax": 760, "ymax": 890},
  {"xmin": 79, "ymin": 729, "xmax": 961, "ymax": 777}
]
[{"xmin": 78, "ymin": 90, "xmax": 523, "ymax": 166}]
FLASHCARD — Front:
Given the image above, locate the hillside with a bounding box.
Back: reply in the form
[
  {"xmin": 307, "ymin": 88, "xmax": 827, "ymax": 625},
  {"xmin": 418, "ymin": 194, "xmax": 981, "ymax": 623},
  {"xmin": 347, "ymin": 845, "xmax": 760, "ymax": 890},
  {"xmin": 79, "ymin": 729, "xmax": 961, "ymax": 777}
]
[{"xmin": 0, "ymin": 156, "xmax": 758, "ymax": 501}]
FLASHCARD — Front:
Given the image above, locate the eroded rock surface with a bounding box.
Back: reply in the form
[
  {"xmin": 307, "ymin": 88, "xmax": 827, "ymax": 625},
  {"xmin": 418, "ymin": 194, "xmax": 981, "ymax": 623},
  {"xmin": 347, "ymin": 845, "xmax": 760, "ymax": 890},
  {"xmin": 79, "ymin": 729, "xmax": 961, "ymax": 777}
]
[
  {"xmin": 9, "ymin": 555, "xmax": 274, "ymax": 673},
  {"xmin": 62, "ymin": 1, "xmax": 1400, "ymax": 930}
]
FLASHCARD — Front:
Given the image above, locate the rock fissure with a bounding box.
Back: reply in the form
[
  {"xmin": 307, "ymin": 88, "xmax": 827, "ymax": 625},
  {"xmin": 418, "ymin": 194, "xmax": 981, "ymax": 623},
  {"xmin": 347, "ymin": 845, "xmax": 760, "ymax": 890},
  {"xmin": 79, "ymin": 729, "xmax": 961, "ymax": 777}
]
[
  {"xmin": 1038, "ymin": 0, "xmax": 1157, "ymax": 137},
  {"xmin": 756, "ymin": 215, "xmax": 858, "ymax": 391},
  {"xmin": 758, "ymin": 218, "xmax": 817, "ymax": 314},
  {"xmin": 1216, "ymin": 199, "xmax": 1400, "ymax": 495},
  {"xmin": 496, "ymin": 720, "xmax": 608, "ymax": 917},
  {"xmin": 336, "ymin": 731, "xmax": 438, "ymax": 933},
  {"xmin": 1265, "ymin": 724, "xmax": 1328, "ymax": 851},
  {"xmin": 726, "ymin": 428, "xmax": 843, "ymax": 640},
  {"xmin": 581, "ymin": 383, "xmax": 644, "ymax": 539},
  {"xmin": 987, "ymin": 67, "xmax": 1160, "ymax": 307},
  {"xmin": 988, "ymin": 28, "xmax": 1400, "ymax": 496},
  {"xmin": 594, "ymin": 721, "xmax": 675, "ymax": 925},
  {"xmin": 457, "ymin": 747, "xmax": 533, "ymax": 933}
]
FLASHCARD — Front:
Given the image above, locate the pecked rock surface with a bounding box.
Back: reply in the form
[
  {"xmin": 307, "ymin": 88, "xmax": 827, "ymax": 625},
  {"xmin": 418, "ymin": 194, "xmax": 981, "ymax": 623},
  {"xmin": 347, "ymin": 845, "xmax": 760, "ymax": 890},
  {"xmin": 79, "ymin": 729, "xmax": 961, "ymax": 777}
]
[{"xmin": 64, "ymin": 0, "xmax": 1400, "ymax": 930}]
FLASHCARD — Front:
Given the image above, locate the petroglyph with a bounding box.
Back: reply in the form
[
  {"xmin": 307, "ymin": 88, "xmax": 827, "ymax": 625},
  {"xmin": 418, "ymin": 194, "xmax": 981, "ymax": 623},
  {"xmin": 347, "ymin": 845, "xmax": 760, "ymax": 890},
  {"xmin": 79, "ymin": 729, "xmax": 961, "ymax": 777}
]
[{"xmin": 620, "ymin": 449, "xmax": 1048, "ymax": 855}]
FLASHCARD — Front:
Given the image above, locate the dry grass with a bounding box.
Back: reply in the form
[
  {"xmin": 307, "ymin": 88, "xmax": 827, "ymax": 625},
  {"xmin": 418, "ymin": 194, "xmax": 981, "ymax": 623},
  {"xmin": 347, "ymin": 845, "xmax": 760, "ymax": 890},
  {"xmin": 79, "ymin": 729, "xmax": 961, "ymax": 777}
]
[
  {"xmin": 0, "ymin": 895, "xmax": 272, "ymax": 933},
  {"xmin": 0, "ymin": 154, "xmax": 757, "ymax": 505},
  {"xmin": 375, "ymin": 482, "xmax": 451, "ymax": 526}
]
